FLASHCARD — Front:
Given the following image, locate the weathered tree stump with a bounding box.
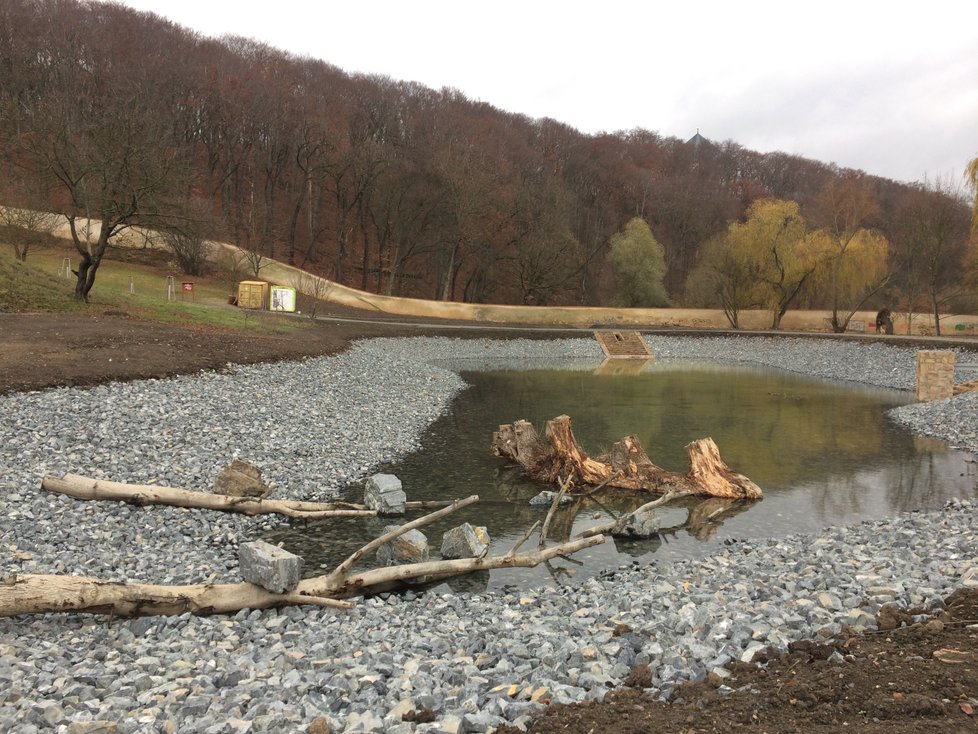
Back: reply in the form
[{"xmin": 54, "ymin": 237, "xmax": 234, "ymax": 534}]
[{"xmin": 492, "ymin": 415, "xmax": 762, "ymax": 499}]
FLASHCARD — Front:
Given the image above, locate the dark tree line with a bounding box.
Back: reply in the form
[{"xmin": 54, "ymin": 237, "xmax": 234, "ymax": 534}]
[{"xmin": 0, "ymin": 0, "xmax": 972, "ymax": 310}]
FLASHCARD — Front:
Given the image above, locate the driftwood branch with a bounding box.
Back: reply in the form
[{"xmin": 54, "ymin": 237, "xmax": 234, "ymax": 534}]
[
  {"xmin": 539, "ymin": 475, "xmax": 572, "ymax": 548},
  {"xmin": 1, "ymin": 491, "xmax": 605, "ymax": 617},
  {"xmin": 1, "ymin": 532, "xmax": 605, "ymax": 617},
  {"xmin": 42, "ymin": 474, "xmax": 377, "ymax": 519},
  {"xmin": 324, "ymin": 495, "xmax": 480, "ymax": 584},
  {"xmin": 309, "ymin": 534, "xmax": 606, "ymax": 598},
  {"xmin": 506, "ymin": 521, "xmax": 541, "ymax": 559},
  {"xmin": 0, "ymin": 574, "xmax": 356, "ymax": 617},
  {"xmin": 492, "ymin": 415, "xmax": 762, "ymax": 500},
  {"xmin": 42, "ymin": 473, "xmax": 450, "ymax": 516}
]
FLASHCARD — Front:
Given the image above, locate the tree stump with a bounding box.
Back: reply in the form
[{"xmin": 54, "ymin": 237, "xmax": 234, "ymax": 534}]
[{"xmin": 492, "ymin": 415, "xmax": 762, "ymax": 499}]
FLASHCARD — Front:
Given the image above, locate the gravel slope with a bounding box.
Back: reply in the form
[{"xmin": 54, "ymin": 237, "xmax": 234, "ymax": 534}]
[{"xmin": 1, "ymin": 336, "xmax": 976, "ymax": 733}]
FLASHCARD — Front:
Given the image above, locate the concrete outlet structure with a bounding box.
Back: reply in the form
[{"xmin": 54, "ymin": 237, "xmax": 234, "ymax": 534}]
[{"xmin": 916, "ymin": 350, "xmax": 955, "ymax": 402}]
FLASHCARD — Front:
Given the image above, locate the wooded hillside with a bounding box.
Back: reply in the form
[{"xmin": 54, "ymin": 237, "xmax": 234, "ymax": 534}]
[{"xmin": 0, "ymin": 0, "xmax": 973, "ymax": 315}]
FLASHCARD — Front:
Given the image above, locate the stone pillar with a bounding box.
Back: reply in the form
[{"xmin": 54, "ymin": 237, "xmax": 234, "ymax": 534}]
[{"xmin": 916, "ymin": 350, "xmax": 955, "ymax": 402}]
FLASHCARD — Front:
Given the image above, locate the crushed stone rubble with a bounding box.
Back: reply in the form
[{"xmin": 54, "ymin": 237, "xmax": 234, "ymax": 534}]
[{"xmin": 1, "ymin": 335, "xmax": 976, "ymax": 733}]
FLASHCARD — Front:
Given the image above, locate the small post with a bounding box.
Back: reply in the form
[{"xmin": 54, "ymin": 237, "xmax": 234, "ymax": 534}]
[
  {"xmin": 129, "ymin": 274, "xmax": 135, "ymax": 295},
  {"xmin": 164, "ymin": 276, "xmax": 175, "ymax": 302},
  {"xmin": 59, "ymin": 258, "xmax": 71, "ymax": 278}
]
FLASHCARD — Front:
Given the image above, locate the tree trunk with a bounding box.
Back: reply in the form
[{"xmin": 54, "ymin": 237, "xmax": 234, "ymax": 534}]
[
  {"xmin": 440, "ymin": 242, "xmax": 459, "ymax": 301},
  {"xmin": 41, "ymin": 474, "xmax": 452, "ymax": 518},
  {"xmin": 492, "ymin": 415, "xmax": 762, "ymax": 500},
  {"xmin": 41, "ymin": 474, "xmax": 377, "ymax": 519},
  {"xmin": 0, "ymin": 574, "xmax": 356, "ymax": 617}
]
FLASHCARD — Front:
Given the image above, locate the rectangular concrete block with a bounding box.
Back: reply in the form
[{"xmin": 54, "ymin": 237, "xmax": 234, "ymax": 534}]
[
  {"xmin": 364, "ymin": 473, "xmax": 407, "ymax": 515},
  {"xmin": 239, "ymin": 540, "xmax": 303, "ymax": 593},
  {"xmin": 916, "ymin": 350, "xmax": 955, "ymax": 402}
]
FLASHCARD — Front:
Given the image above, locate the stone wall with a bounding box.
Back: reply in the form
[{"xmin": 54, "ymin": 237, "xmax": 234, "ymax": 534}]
[{"xmin": 916, "ymin": 350, "xmax": 955, "ymax": 402}]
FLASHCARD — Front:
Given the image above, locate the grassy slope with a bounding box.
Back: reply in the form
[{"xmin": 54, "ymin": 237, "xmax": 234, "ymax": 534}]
[{"xmin": 0, "ymin": 240, "xmax": 306, "ymax": 335}]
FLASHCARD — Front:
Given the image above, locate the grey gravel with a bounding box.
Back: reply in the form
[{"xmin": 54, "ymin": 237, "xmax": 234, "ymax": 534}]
[{"xmin": 1, "ymin": 335, "xmax": 976, "ymax": 732}]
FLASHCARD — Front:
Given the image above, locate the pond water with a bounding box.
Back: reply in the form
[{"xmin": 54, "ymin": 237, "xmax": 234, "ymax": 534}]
[{"xmin": 267, "ymin": 360, "xmax": 977, "ymax": 591}]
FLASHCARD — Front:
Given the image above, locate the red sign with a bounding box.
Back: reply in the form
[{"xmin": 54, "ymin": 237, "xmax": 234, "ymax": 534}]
[{"xmin": 181, "ymin": 282, "xmax": 194, "ymax": 291}]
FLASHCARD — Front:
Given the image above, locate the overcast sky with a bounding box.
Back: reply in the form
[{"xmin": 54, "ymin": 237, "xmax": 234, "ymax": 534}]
[{"xmin": 119, "ymin": 0, "xmax": 978, "ymax": 186}]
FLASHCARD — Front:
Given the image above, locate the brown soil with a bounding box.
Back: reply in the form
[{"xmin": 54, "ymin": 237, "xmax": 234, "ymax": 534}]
[
  {"xmin": 2, "ymin": 310, "xmax": 976, "ymax": 733},
  {"xmin": 499, "ymin": 590, "xmax": 978, "ymax": 733},
  {"xmin": 0, "ymin": 306, "xmax": 574, "ymax": 394}
]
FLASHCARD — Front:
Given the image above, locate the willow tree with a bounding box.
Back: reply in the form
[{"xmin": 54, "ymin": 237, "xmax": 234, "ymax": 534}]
[
  {"xmin": 961, "ymin": 156, "xmax": 978, "ymax": 311},
  {"xmin": 734, "ymin": 199, "xmax": 816, "ymax": 329},
  {"xmin": 607, "ymin": 217, "xmax": 668, "ymax": 307},
  {"xmin": 967, "ymin": 156, "xmax": 978, "ymax": 236},
  {"xmin": 684, "ymin": 232, "xmax": 763, "ymax": 329},
  {"xmin": 683, "ymin": 199, "xmax": 816, "ymax": 329},
  {"xmin": 808, "ymin": 227, "xmax": 889, "ymax": 330},
  {"xmin": 813, "ymin": 175, "xmax": 890, "ymax": 332}
]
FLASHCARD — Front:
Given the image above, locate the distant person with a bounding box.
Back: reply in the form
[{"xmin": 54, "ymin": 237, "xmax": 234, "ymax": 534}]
[{"xmin": 875, "ymin": 308, "xmax": 894, "ymax": 335}]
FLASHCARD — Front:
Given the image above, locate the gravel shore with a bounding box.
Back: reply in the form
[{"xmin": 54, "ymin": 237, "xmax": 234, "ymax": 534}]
[{"xmin": 1, "ymin": 335, "xmax": 976, "ymax": 733}]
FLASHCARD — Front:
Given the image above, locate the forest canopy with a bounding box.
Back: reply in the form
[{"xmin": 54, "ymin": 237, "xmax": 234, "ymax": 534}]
[{"xmin": 0, "ymin": 0, "xmax": 973, "ymax": 318}]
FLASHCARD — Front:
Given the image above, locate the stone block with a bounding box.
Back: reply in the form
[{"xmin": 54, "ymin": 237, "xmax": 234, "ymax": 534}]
[
  {"xmin": 213, "ymin": 459, "xmax": 270, "ymax": 498},
  {"xmin": 529, "ymin": 490, "xmax": 573, "ymax": 507},
  {"xmin": 238, "ymin": 540, "xmax": 303, "ymax": 593},
  {"xmin": 916, "ymin": 350, "xmax": 955, "ymax": 402},
  {"xmin": 364, "ymin": 473, "xmax": 407, "ymax": 515},
  {"xmin": 377, "ymin": 526, "xmax": 428, "ymax": 566},
  {"xmin": 612, "ymin": 507, "xmax": 660, "ymax": 538},
  {"xmin": 441, "ymin": 523, "xmax": 490, "ymax": 559}
]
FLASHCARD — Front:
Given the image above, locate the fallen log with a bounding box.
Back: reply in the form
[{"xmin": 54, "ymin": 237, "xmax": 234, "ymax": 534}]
[
  {"xmin": 309, "ymin": 535, "xmax": 605, "ymax": 599},
  {"xmin": 0, "ymin": 493, "xmax": 606, "ymax": 617},
  {"xmin": 492, "ymin": 415, "xmax": 762, "ymax": 499},
  {"xmin": 41, "ymin": 474, "xmax": 376, "ymax": 519},
  {"xmin": 0, "ymin": 574, "xmax": 357, "ymax": 617},
  {"xmin": 42, "ymin": 473, "xmax": 452, "ymax": 518}
]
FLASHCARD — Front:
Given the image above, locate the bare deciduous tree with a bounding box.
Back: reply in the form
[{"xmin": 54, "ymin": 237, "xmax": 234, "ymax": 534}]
[{"xmin": 0, "ymin": 206, "xmax": 60, "ymax": 261}]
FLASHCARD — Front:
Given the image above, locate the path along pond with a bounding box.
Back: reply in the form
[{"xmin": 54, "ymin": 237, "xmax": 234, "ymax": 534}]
[{"xmin": 267, "ymin": 357, "xmax": 977, "ymax": 591}]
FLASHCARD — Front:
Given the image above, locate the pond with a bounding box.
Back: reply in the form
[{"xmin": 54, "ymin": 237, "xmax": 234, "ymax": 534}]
[{"xmin": 266, "ymin": 360, "xmax": 977, "ymax": 591}]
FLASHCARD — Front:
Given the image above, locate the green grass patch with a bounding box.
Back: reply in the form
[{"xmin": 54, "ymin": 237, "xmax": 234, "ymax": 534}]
[
  {"xmin": 0, "ymin": 247, "xmax": 81, "ymax": 312},
  {"xmin": 0, "ymin": 240, "xmax": 309, "ymax": 335}
]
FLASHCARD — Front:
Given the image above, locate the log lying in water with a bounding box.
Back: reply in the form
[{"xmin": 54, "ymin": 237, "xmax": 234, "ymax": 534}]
[{"xmin": 491, "ymin": 414, "xmax": 762, "ymax": 500}]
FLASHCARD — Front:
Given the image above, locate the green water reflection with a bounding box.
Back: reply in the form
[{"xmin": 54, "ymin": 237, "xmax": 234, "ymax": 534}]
[{"xmin": 268, "ymin": 362, "xmax": 977, "ymax": 590}]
